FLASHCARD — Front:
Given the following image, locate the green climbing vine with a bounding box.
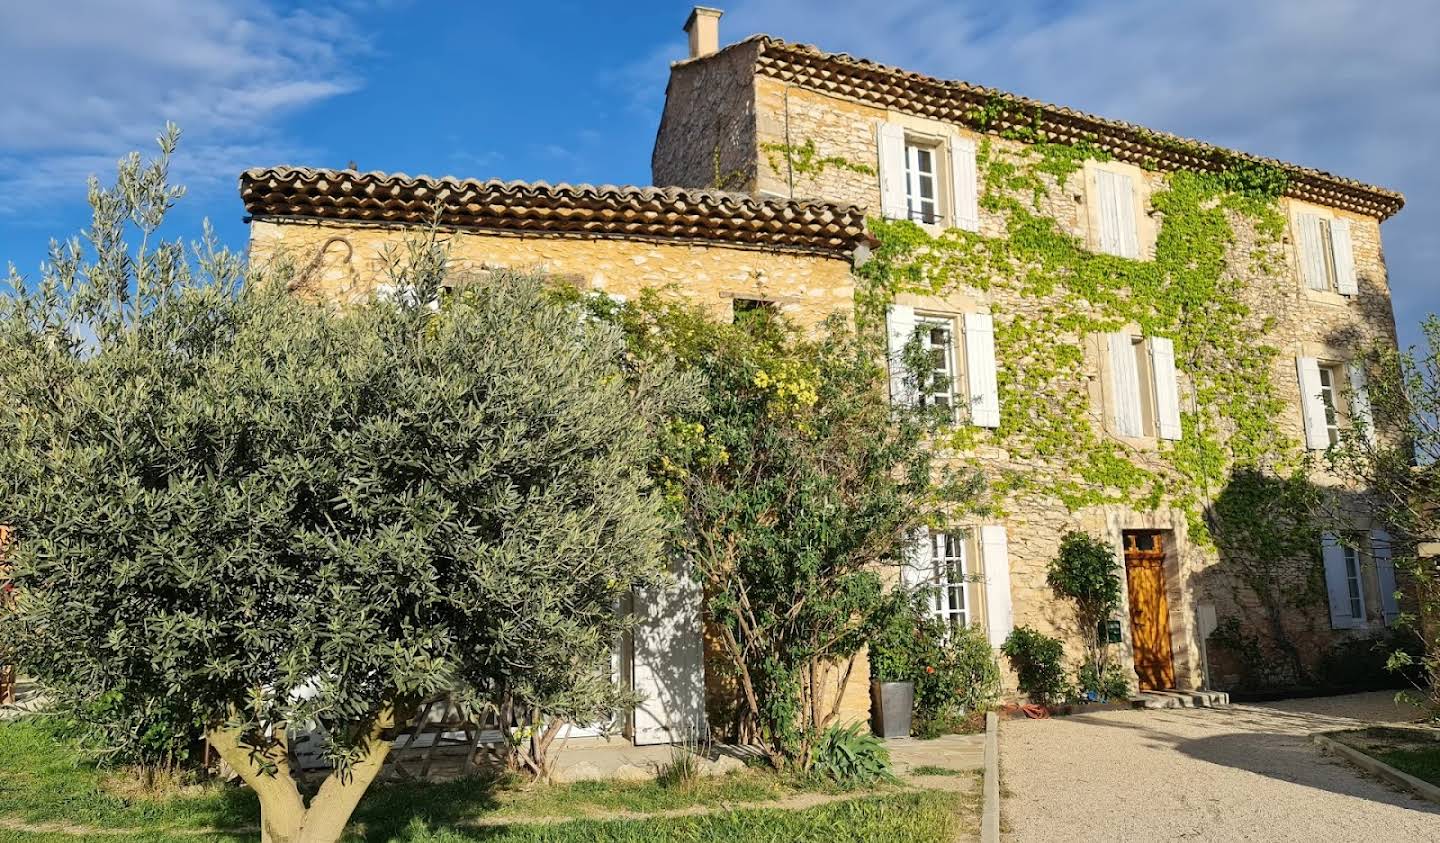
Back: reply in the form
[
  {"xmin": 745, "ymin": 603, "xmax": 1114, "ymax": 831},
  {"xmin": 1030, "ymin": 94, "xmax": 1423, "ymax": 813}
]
[
  {"xmin": 762, "ymin": 139, "xmax": 875, "ymax": 184},
  {"xmin": 854, "ymin": 134, "xmax": 1309, "ymax": 544}
]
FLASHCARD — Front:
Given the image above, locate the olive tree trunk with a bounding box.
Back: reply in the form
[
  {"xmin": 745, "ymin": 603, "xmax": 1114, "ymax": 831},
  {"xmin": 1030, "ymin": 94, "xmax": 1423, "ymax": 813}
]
[{"xmin": 206, "ymin": 710, "xmax": 394, "ymax": 843}]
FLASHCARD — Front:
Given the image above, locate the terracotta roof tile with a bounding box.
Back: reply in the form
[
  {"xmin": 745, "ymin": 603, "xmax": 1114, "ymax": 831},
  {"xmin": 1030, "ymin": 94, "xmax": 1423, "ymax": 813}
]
[
  {"xmin": 696, "ymin": 35, "xmax": 1403, "ymax": 220},
  {"xmin": 240, "ymin": 167, "xmax": 869, "ymax": 258}
]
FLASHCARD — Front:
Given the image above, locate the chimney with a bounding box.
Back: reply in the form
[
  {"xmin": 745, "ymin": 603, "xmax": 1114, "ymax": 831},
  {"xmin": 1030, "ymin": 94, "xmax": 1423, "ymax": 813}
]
[{"xmin": 684, "ymin": 6, "xmax": 723, "ymax": 59}]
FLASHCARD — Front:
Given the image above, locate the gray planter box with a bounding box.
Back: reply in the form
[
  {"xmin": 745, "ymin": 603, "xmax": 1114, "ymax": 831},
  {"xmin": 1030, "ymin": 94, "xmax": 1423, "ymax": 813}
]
[{"xmin": 871, "ymin": 680, "xmax": 914, "ymax": 738}]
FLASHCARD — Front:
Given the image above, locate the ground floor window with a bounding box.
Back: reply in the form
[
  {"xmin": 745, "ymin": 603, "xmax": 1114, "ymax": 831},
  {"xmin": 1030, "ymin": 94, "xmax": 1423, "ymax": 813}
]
[{"xmin": 927, "ymin": 531, "xmax": 969, "ymax": 631}]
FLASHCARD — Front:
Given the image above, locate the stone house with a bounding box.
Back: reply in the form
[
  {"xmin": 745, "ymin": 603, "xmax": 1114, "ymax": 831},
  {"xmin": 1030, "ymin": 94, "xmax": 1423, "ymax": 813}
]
[{"xmin": 243, "ymin": 6, "xmax": 1407, "ymax": 738}]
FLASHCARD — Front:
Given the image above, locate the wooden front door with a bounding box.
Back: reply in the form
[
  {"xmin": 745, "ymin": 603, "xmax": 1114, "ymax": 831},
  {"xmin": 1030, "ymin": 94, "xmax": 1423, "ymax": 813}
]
[{"xmin": 1124, "ymin": 531, "xmax": 1176, "ymax": 691}]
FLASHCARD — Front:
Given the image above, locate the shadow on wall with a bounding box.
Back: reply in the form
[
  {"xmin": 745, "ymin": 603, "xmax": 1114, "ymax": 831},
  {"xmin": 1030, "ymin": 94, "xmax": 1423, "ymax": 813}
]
[{"xmin": 1190, "ymin": 469, "xmax": 1418, "ymax": 695}]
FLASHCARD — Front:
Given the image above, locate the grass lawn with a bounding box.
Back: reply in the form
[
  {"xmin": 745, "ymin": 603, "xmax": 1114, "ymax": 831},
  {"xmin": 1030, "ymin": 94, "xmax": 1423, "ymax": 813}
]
[
  {"xmin": 1332, "ymin": 726, "xmax": 1440, "ymax": 787},
  {"xmin": 0, "ymin": 719, "xmax": 977, "ymax": 842}
]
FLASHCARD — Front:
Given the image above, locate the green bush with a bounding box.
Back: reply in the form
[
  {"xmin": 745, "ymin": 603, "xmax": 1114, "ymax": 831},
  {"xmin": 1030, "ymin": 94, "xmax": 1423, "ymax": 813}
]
[
  {"xmin": 1002, "ymin": 626, "xmax": 1070, "ymax": 707},
  {"xmin": 870, "ymin": 591, "xmax": 1001, "ymax": 737},
  {"xmin": 809, "ymin": 722, "xmax": 894, "ymax": 788},
  {"xmin": 1076, "ymin": 659, "xmax": 1130, "ymax": 702}
]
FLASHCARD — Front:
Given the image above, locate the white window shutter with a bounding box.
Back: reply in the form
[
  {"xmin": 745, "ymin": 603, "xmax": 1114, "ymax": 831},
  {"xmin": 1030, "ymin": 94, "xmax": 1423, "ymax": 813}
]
[
  {"xmin": 1373, "ymin": 528, "xmax": 1400, "ymax": 625},
  {"xmin": 1296, "ymin": 357, "xmax": 1330, "ymax": 450},
  {"xmin": 1108, "ymin": 333, "xmax": 1143, "ymax": 437},
  {"xmin": 1322, "ymin": 532, "xmax": 1356, "ymax": 629},
  {"xmin": 1096, "ymin": 171, "xmax": 1138, "ymax": 258},
  {"xmin": 886, "ymin": 304, "xmax": 917, "ymax": 407},
  {"xmin": 900, "ymin": 527, "xmax": 930, "ymax": 588},
  {"xmin": 1347, "ymin": 361, "xmax": 1376, "ymax": 447},
  {"xmin": 980, "ymin": 525, "xmax": 1013, "ymax": 646},
  {"xmin": 1330, "ymin": 217, "xmax": 1358, "ymax": 296},
  {"xmin": 878, "ymin": 122, "xmax": 908, "ymax": 220},
  {"xmin": 963, "ymin": 312, "xmax": 1001, "ymax": 428},
  {"xmin": 949, "ymin": 135, "xmax": 980, "ymax": 232},
  {"xmin": 1295, "ymin": 214, "xmax": 1329, "ymax": 291},
  {"xmin": 1150, "ymin": 336, "xmax": 1183, "ymax": 441}
]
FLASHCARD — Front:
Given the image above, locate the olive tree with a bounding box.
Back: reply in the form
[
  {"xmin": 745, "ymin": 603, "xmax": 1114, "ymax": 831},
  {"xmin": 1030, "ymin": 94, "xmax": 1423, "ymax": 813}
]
[{"xmin": 0, "ymin": 130, "xmax": 698, "ymax": 842}]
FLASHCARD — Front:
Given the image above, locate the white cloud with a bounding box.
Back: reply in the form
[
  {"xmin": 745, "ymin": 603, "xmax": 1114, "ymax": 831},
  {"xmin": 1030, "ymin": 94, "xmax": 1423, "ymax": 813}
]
[
  {"xmin": 624, "ymin": 0, "xmax": 1440, "ymax": 343},
  {"xmin": 0, "ymin": 0, "xmax": 366, "ymax": 211}
]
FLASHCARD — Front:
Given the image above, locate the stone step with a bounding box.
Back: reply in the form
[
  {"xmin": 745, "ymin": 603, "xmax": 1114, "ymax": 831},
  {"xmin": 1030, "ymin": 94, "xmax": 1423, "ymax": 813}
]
[{"xmin": 1129, "ymin": 689, "xmax": 1230, "ymax": 710}]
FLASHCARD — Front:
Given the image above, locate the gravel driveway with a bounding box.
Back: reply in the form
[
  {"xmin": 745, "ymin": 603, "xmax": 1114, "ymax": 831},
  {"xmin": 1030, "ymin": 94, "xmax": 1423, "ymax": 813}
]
[{"xmin": 1000, "ymin": 691, "xmax": 1440, "ymax": 841}]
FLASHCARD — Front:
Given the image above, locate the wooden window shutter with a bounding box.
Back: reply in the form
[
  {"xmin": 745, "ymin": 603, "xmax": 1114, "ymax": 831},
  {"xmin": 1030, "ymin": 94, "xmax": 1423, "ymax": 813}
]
[
  {"xmin": 1108, "ymin": 333, "xmax": 1143, "ymax": 437},
  {"xmin": 1330, "ymin": 217, "xmax": 1358, "ymax": 295},
  {"xmin": 980, "ymin": 525, "xmax": 1013, "ymax": 646},
  {"xmin": 1321, "ymin": 533, "xmax": 1357, "ymax": 629},
  {"xmin": 1149, "ymin": 336, "xmax": 1183, "ymax": 441},
  {"xmin": 877, "ymin": 122, "xmax": 908, "ymax": 220},
  {"xmin": 1372, "ymin": 528, "xmax": 1400, "ymax": 625},
  {"xmin": 1294, "ymin": 213, "xmax": 1330, "ymax": 291},
  {"xmin": 886, "ymin": 304, "xmax": 918, "ymax": 407},
  {"xmin": 1347, "ymin": 361, "xmax": 1376, "ymax": 447},
  {"xmin": 963, "ymin": 312, "xmax": 1001, "ymax": 428},
  {"xmin": 1096, "ymin": 170, "xmax": 1138, "ymax": 258},
  {"xmin": 1296, "ymin": 357, "xmax": 1331, "ymax": 450},
  {"xmin": 949, "ymin": 135, "xmax": 980, "ymax": 232}
]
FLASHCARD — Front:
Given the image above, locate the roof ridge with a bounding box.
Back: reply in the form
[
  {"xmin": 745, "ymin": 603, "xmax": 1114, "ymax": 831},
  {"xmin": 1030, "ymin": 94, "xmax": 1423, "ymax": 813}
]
[{"xmin": 729, "ymin": 35, "xmax": 1402, "ymax": 218}]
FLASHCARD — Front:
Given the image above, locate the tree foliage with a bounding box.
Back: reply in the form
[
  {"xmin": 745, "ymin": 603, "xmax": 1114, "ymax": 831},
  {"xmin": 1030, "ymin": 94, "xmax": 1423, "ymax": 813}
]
[
  {"xmin": 1328, "ymin": 323, "xmax": 1440, "ymax": 717},
  {"xmin": 1046, "ymin": 531, "xmax": 1124, "ymax": 691},
  {"xmin": 575, "ymin": 293, "xmax": 980, "ymax": 767},
  {"xmin": 0, "ymin": 130, "xmax": 698, "ymax": 841}
]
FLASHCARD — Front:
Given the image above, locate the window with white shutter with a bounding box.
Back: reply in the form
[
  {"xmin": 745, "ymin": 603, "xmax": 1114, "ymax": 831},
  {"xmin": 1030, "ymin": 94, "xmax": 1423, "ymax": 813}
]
[
  {"xmin": 1294, "ymin": 212, "xmax": 1358, "ymax": 295},
  {"xmin": 1372, "ymin": 528, "xmax": 1400, "ymax": 625},
  {"xmin": 877, "ymin": 122, "xmax": 908, "ymax": 220},
  {"xmin": 980, "ymin": 525, "xmax": 1012, "ymax": 646},
  {"xmin": 963, "ymin": 312, "xmax": 1000, "ymax": 428},
  {"xmin": 1296, "ymin": 357, "xmax": 1335, "ymax": 450},
  {"xmin": 885, "ymin": 304, "xmax": 918, "ymax": 407},
  {"xmin": 927, "ymin": 531, "xmax": 971, "ymax": 633},
  {"xmin": 1095, "ymin": 170, "xmax": 1139, "ymax": 258},
  {"xmin": 1347, "ymin": 361, "xmax": 1376, "ymax": 447},
  {"xmin": 1149, "ymin": 337, "xmax": 1183, "ymax": 441},
  {"xmin": 1109, "ymin": 333, "xmax": 1144, "ymax": 437},
  {"xmin": 949, "ymin": 135, "xmax": 979, "ymax": 232}
]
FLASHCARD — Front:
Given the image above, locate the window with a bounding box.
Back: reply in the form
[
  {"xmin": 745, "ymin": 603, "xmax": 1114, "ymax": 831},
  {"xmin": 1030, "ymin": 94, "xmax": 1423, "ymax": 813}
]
[
  {"xmin": 731, "ymin": 297, "xmax": 777, "ymax": 331},
  {"xmin": 1294, "ymin": 212, "xmax": 1357, "ymax": 295},
  {"xmin": 1316, "ymin": 363, "xmax": 1342, "ymax": 446},
  {"xmin": 917, "ymin": 317, "xmax": 957, "ymax": 414},
  {"xmin": 1094, "ymin": 169, "xmax": 1140, "ymax": 258},
  {"xmin": 1108, "ymin": 333, "xmax": 1182, "ymax": 440},
  {"xmin": 1341, "ymin": 542, "xmax": 1364, "ymax": 622},
  {"xmin": 928, "ymin": 531, "xmax": 969, "ymax": 632},
  {"xmin": 905, "ymin": 142, "xmax": 941, "ymax": 224}
]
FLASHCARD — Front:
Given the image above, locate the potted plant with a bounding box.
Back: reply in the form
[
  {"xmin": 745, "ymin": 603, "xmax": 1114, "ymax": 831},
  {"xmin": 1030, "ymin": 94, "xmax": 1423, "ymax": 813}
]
[{"xmin": 868, "ymin": 592, "xmax": 921, "ymax": 738}]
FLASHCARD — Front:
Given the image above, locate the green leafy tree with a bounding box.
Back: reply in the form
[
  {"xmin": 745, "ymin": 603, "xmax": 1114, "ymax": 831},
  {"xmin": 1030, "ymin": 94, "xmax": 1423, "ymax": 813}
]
[
  {"xmin": 584, "ymin": 294, "xmax": 979, "ymax": 768},
  {"xmin": 0, "ymin": 131, "xmax": 698, "ymax": 842},
  {"xmin": 1328, "ymin": 325, "xmax": 1440, "ymax": 716},
  {"xmin": 1046, "ymin": 531, "xmax": 1125, "ymax": 695}
]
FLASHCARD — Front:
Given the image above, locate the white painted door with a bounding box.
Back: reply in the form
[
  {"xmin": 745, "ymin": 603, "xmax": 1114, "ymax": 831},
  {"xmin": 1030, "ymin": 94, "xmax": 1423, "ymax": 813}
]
[{"xmin": 631, "ymin": 560, "xmax": 707, "ymax": 745}]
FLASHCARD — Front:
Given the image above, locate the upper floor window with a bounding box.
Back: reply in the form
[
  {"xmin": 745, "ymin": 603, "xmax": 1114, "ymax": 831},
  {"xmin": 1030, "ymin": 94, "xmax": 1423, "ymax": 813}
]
[
  {"xmin": 1093, "ymin": 169, "xmax": 1141, "ymax": 259},
  {"xmin": 1297, "ymin": 356, "xmax": 1373, "ymax": 450},
  {"xmin": 905, "ymin": 142, "xmax": 941, "ymax": 224},
  {"xmin": 1293, "ymin": 211, "xmax": 1357, "ymax": 296},
  {"xmin": 885, "ymin": 305, "xmax": 1001, "ymax": 428},
  {"xmin": 877, "ymin": 122, "xmax": 979, "ymax": 232},
  {"xmin": 1107, "ymin": 333, "xmax": 1182, "ymax": 440}
]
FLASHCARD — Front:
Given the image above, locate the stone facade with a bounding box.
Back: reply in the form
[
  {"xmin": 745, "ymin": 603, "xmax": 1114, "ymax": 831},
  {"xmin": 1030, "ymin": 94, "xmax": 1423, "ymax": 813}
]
[{"xmin": 653, "ymin": 50, "xmax": 1403, "ymax": 696}]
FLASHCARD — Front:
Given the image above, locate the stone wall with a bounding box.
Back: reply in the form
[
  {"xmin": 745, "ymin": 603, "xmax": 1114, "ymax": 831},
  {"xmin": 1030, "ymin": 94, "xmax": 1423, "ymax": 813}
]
[
  {"xmin": 247, "ymin": 219, "xmax": 856, "ymax": 325},
  {"xmin": 652, "ymin": 43, "xmax": 762, "ymax": 192},
  {"xmin": 663, "ymin": 75, "xmax": 1404, "ymax": 695}
]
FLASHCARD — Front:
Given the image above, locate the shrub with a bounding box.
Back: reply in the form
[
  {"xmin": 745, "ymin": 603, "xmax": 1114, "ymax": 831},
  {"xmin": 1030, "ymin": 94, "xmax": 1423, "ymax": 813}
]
[
  {"xmin": 1047, "ymin": 532, "xmax": 1123, "ymax": 680},
  {"xmin": 870, "ymin": 591, "xmax": 1001, "ymax": 737},
  {"xmin": 1002, "ymin": 626, "xmax": 1070, "ymax": 707},
  {"xmin": 1076, "ymin": 659, "xmax": 1130, "ymax": 702},
  {"xmin": 810, "ymin": 722, "xmax": 894, "ymax": 788}
]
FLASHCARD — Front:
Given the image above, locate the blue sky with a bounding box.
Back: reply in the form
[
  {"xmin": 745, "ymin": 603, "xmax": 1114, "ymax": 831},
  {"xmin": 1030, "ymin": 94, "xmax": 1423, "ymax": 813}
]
[{"xmin": 3, "ymin": 0, "xmax": 1437, "ymax": 346}]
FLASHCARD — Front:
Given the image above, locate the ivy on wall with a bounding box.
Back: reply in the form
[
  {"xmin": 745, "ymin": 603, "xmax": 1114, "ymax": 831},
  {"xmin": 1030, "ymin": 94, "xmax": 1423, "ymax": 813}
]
[{"xmin": 849, "ymin": 128, "xmax": 1330, "ymax": 675}]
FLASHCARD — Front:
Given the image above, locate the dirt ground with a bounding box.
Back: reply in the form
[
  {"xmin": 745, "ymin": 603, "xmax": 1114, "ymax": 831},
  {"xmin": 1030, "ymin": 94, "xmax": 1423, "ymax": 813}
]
[{"xmin": 999, "ymin": 691, "xmax": 1440, "ymax": 841}]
